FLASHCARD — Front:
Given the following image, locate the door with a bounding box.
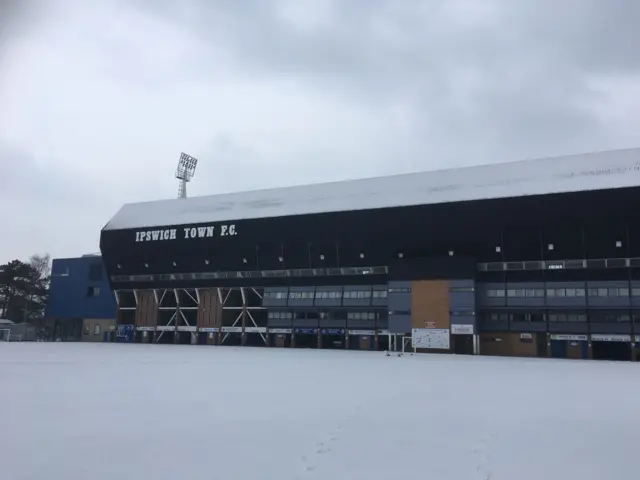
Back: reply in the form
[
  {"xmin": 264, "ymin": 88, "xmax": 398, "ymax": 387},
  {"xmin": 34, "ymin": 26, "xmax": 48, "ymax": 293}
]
[{"xmin": 452, "ymin": 334, "xmax": 474, "ymax": 355}]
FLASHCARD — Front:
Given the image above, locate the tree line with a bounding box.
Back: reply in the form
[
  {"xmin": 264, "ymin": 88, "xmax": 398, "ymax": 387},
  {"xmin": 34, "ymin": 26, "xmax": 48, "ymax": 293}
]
[{"xmin": 0, "ymin": 254, "xmax": 50, "ymax": 324}]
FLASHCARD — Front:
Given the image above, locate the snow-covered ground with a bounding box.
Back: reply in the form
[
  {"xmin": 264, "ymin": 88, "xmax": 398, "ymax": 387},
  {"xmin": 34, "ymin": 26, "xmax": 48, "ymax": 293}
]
[{"xmin": 1, "ymin": 344, "xmax": 638, "ymax": 480}]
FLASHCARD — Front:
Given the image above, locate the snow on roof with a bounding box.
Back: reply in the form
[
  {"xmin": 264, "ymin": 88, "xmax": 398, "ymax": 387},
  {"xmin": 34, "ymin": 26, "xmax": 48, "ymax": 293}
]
[
  {"xmin": 103, "ymin": 147, "xmax": 640, "ymax": 231},
  {"xmin": 0, "ymin": 319, "xmax": 15, "ymax": 325}
]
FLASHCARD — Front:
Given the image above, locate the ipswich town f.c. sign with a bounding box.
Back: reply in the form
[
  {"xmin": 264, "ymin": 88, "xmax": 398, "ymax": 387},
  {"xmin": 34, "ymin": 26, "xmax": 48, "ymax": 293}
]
[{"xmin": 135, "ymin": 224, "xmax": 237, "ymax": 242}]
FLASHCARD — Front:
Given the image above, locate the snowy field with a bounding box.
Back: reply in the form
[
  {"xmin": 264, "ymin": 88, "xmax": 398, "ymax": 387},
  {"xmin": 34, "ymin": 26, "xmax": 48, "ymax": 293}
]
[{"xmin": 1, "ymin": 344, "xmax": 639, "ymax": 480}]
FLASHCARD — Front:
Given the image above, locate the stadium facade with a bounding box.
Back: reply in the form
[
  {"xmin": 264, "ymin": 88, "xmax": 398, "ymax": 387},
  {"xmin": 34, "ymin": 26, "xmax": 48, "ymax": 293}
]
[{"xmin": 99, "ymin": 148, "xmax": 640, "ymax": 361}]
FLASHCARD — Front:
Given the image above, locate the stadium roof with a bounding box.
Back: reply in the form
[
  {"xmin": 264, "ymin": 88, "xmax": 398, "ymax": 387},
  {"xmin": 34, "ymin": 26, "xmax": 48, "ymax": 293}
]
[{"xmin": 104, "ymin": 147, "xmax": 640, "ymax": 231}]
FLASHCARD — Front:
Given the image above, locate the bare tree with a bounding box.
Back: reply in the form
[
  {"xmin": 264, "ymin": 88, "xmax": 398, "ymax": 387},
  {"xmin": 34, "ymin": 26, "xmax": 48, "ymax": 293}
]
[{"xmin": 29, "ymin": 254, "xmax": 51, "ymax": 278}]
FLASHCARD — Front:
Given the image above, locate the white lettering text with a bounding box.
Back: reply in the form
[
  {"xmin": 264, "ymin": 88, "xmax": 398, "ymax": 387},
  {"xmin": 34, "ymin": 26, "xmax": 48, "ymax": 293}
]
[{"xmin": 135, "ymin": 224, "xmax": 237, "ymax": 242}]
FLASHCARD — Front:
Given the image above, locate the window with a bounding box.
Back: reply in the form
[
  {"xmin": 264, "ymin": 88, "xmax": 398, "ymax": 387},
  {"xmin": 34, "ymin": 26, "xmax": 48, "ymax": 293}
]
[
  {"xmin": 588, "ymin": 288, "xmax": 608, "ymax": 297},
  {"xmin": 86, "ymin": 287, "xmax": 100, "ymax": 297},
  {"xmin": 507, "ymin": 289, "xmax": 525, "ymax": 298},
  {"xmin": 389, "ymin": 287, "xmax": 410, "ymax": 293},
  {"xmin": 451, "ymin": 311, "xmax": 475, "ymax": 316},
  {"xmin": 93, "ymin": 325, "xmax": 101, "ymax": 336},
  {"xmin": 548, "ymin": 312, "xmax": 585, "ymax": 322},
  {"xmin": 450, "ymin": 286, "xmax": 474, "ymax": 292},
  {"xmin": 372, "ymin": 290, "xmax": 388, "ymax": 298},
  {"xmin": 317, "ymin": 291, "xmax": 341, "ymax": 299},
  {"xmin": 632, "ymin": 288, "xmax": 640, "ymax": 297},
  {"xmin": 529, "ymin": 313, "xmax": 545, "ymax": 323},
  {"xmin": 344, "ymin": 290, "xmax": 371, "ymax": 299},
  {"xmin": 265, "ymin": 291, "xmax": 287, "ymax": 299},
  {"xmin": 289, "ymin": 291, "xmax": 313, "ymax": 299},
  {"xmin": 590, "ymin": 312, "xmax": 629, "ymax": 323}
]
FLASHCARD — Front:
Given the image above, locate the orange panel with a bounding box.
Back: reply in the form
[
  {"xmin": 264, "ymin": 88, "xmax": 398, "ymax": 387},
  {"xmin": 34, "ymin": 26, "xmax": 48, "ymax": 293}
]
[
  {"xmin": 197, "ymin": 289, "xmax": 223, "ymax": 328},
  {"xmin": 134, "ymin": 290, "xmax": 158, "ymax": 327},
  {"xmin": 410, "ymin": 280, "xmax": 450, "ymax": 330}
]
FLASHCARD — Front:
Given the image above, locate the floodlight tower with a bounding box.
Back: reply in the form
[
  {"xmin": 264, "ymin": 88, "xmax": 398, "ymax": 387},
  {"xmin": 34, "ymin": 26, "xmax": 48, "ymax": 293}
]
[{"xmin": 176, "ymin": 152, "xmax": 198, "ymax": 198}]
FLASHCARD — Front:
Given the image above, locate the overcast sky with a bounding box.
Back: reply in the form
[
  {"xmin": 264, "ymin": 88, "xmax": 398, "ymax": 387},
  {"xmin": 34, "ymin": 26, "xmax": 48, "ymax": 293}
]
[{"xmin": 1, "ymin": 0, "xmax": 639, "ymax": 263}]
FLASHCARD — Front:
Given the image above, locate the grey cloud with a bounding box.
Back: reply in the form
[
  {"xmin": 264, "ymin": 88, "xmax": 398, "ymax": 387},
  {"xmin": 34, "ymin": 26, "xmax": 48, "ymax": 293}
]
[
  {"xmin": 2, "ymin": 0, "xmax": 640, "ymax": 262},
  {"xmin": 129, "ymin": 0, "xmax": 640, "ymax": 167},
  {"xmin": 0, "ymin": 142, "xmax": 127, "ymax": 262}
]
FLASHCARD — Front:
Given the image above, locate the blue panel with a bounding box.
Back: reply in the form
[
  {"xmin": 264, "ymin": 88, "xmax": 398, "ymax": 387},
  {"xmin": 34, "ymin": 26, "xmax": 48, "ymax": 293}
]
[
  {"xmin": 321, "ymin": 328, "xmax": 345, "ymax": 335},
  {"xmin": 389, "ymin": 315, "xmax": 411, "ymax": 333},
  {"xmin": 550, "ymin": 340, "xmax": 566, "ymax": 358},
  {"xmin": 295, "ymin": 327, "xmax": 317, "ymax": 335},
  {"xmin": 46, "ymin": 256, "xmax": 116, "ymax": 319},
  {"xmin": 116, "ymin": 324, "xmax": 134, "ymax": 342}
]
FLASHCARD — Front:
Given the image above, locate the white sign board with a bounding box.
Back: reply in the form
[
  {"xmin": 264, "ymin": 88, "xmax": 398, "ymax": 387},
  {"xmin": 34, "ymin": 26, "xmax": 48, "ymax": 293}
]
[
  {"xmin": 177, "ymin": 326, "xmax": 197, "ymax": 332},
  {"xmin": 245, "ymin": 327, "xmax": 267, "ymax": 333},
  {"xmin": 221, "ymin": 327, "xmax": 243, "ymax": 333},
  {"xmin": 551, "ymin": 334, "xmax": 588, "ymax": 341},
  {"xmin": 136, "ymin": 327, "xmax": 155, "ymax": 332},
  {"xmin": 156, "ymin": 326, "xmax": 175, "ymax": 332},
  {"xmin": 200, "ymin": 328, "xmax": 218, "ymax": 333},
  {"xmin": 269, "ymin": 328, "xmax": 291, "ymax": 334},
  {"xmin": 451, "ymin": 324, "xmax": 474, "ymax": 335},
  {"xmin": 348, "ymin": 330, "xmax": 376, "ymax": 336},
  {"xmin": 411, "ymin": 328, "xmax": 450, "ymax": 349},
  {"xmin": 591, "ymin": 334, "xmax": 631, "ymax": 342}
]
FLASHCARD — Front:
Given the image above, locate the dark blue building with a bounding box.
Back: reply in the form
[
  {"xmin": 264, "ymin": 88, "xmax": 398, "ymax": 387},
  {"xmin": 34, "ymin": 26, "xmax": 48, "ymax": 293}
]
[{"xmin": 46, "ymin": 254, "xmax": 116, "ymax": 340}]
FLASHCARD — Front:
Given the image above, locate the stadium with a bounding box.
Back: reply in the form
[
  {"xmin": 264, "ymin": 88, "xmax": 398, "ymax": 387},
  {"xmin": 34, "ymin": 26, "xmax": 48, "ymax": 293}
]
[{"xmin": 99, "ymin": 147, "xmax": 640, "ymax": 361}]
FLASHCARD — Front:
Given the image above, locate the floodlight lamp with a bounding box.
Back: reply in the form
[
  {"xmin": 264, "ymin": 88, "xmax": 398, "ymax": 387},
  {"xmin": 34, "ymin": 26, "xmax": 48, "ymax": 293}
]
[{"xmin": 175, "ymin": 152, "xmax": 198, "ymax": 181}]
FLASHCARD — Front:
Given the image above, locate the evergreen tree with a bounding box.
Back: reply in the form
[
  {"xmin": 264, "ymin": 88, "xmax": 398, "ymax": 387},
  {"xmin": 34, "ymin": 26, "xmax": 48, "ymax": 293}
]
[{"xmin": 0, "ymin": 254, "xmax": 50, "ymax": 323}]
